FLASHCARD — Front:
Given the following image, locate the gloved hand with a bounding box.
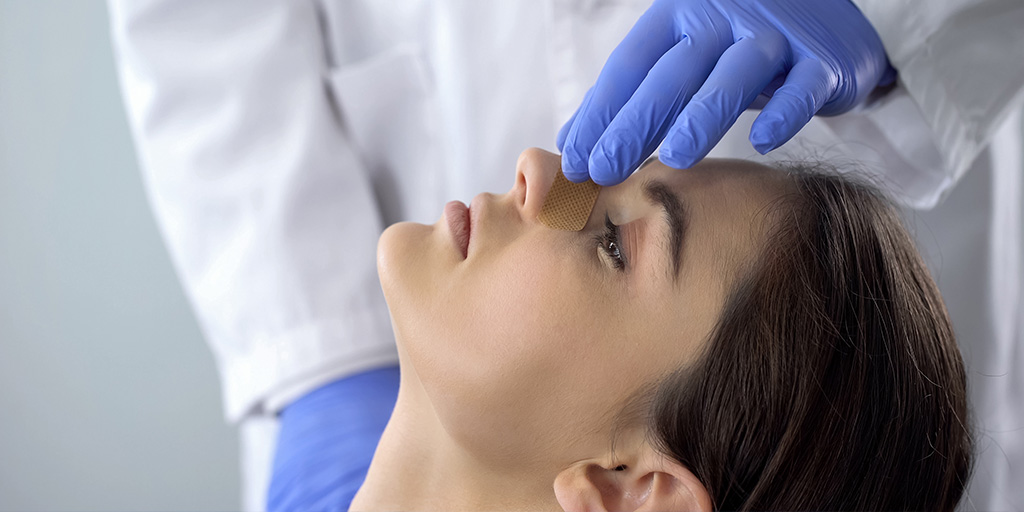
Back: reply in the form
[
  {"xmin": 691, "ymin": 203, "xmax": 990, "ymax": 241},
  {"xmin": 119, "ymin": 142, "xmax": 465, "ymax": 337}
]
[
  {"xmin": 557, "ymin": 0, "xmax": 896, "ymax": 186},
  {"xmin": 267, "ymin": 366, "xmax": 399, "ymax": 512}
]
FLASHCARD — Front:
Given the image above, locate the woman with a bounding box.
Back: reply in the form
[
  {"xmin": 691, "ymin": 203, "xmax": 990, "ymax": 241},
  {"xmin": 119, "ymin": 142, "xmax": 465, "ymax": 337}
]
[{"xmin": 308, "ymin": 148, "xmax": 971, "ymax": 511}]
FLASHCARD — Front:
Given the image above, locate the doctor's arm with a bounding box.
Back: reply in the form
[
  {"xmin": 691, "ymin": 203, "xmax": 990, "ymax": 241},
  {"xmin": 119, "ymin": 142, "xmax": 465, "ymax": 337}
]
[
  {"xmin": 558, "ymin": 0, "xmax": 1024, "ymax": 207},
  {"xmin": 106, "ymin": 0, "xmax": 398, "ymax": 495},
  {"xmin": 839, "ymin": 0, "xmax": 1024, "ymax": 205},
  {"xmin": 556, "ymin": 0, "xmax": 896, "ymax": 186}
]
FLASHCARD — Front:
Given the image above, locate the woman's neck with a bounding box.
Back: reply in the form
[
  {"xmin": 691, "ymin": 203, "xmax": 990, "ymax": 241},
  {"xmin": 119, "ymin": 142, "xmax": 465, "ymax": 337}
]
[{"xmin": 350, "ymin": 372, "xmax": 561, "ymax": 512}]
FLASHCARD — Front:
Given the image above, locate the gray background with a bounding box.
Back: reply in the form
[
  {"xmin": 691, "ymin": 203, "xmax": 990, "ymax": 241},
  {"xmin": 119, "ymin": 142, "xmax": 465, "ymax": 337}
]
[{"xmin": 0, "ymin": 1, "xmax": 240, "ymax": 510}]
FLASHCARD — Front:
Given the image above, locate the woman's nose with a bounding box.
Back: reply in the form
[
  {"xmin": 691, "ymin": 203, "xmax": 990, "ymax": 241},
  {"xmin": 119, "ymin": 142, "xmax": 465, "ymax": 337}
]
[{"xmin": 512, "ymin": 148, "xmax": 561, "ymax": 223}]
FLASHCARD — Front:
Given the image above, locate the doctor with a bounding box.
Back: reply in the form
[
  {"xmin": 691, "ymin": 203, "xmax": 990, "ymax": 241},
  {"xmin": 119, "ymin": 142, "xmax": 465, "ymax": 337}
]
[{"xmin": 107, "ymin": 0, "xmax": 1024, "ymax": 510}]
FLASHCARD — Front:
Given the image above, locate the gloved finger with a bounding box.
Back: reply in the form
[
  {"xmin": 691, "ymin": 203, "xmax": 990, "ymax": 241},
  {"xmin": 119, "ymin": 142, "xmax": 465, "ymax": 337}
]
[
  {"xmin": 556, "ymin": 88, "xmax": 589, "ymax": 154},
  {"xmin": 878, "ymin": 62, "xmax": 897, "ymax": 87},
  {"xmin": 748, "ymin": 58, "xmax": 833, "ymax": 154},
  {"xmin": 746, "ymin": 73, "xmax": 786, "ymax": 110},
  {"xmin": 658, "ymin": 33, "xmax": 788, "ymax": 170},
  {"xmin": 559, "ymin": 8, "xmax": 678, "ymax": 181},
  {"xmin": 587, "ymin": 31, "xmax": 729, "ymax": 186}
]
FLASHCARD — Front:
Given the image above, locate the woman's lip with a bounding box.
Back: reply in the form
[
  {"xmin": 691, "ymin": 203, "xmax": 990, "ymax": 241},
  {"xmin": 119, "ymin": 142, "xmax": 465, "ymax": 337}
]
[
  {"xmin": 469, "ymin": 194, "xmax": 484, "ymax": 254},
  {"xmin": 444, "ymin": 200, "xmax": 471, "ymax": 259}
]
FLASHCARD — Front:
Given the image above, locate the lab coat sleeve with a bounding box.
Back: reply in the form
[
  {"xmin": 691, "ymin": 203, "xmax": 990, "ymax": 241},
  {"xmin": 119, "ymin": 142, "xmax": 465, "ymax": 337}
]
[
  {"xmin": 107, "ymin": 0, "xmax": 399, "ymax": 422},
  {"xmin": 825, "ymin": 0, "xmax": 1024, "ymax": 208}
]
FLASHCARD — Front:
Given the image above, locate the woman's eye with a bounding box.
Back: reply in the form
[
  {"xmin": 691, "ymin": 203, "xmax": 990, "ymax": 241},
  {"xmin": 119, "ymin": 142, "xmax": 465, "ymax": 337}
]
[{"xmin": 594, "ymin": 214, "xmax": 627, "ymax": 271}]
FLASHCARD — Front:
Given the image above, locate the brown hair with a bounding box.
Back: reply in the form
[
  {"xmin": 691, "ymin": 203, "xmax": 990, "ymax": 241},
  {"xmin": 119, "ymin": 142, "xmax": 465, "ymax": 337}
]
[{"xmin": 648, "ymin": 165, "xmax": 972, "ymax": 511}]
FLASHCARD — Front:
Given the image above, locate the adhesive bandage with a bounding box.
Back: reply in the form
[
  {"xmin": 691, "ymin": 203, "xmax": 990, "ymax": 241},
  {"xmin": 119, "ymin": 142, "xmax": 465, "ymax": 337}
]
[{"xmin": 538, "ymin": 170, "xmax": 601, "ymax": 231}]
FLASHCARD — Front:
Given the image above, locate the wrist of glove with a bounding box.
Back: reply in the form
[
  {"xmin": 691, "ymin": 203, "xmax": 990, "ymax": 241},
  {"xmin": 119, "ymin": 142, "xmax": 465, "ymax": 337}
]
[{"xmin": 267, "ymin": 366, "xmax": 399, "ymax": 512}]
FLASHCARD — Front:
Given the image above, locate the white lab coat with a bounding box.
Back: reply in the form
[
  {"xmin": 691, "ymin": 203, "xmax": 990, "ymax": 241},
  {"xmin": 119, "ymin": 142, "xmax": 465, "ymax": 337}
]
[{"xmin": 107, "ymin": 0, "xmax": 1024, "ymax": 510}]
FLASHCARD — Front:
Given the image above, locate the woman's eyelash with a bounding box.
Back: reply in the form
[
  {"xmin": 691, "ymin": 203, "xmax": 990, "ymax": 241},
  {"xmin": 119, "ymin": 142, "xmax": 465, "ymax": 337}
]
[{"xmin": 593, "ymin": 214, "xmax": 627, "ymax": 271}]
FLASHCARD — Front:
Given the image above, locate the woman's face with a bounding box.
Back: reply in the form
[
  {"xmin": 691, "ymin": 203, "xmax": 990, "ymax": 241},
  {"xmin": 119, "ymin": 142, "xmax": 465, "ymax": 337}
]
[{"xmin": 377, "ymin": 148, "xmax": 789, "ymax": 466}]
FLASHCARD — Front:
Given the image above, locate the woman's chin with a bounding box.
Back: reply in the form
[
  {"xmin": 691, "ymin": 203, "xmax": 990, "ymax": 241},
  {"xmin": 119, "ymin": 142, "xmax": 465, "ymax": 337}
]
[
  {"xmin": 376, "ymin": 221, "xmax": 467, "ymax": 402},
  {"xmin": 377, "ymin": 221, "xmax": 435, "ymax": 304}
]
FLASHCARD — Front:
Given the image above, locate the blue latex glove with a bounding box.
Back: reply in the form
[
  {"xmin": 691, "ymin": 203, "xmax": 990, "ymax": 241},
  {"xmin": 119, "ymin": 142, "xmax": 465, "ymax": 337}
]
[
  {"xmin": 557, "ymin": 0, "xmax": 896, "ymax": 186},
  {"xmin": 267, "ymin": 366, "xmax": 399, "ymax": 512}
]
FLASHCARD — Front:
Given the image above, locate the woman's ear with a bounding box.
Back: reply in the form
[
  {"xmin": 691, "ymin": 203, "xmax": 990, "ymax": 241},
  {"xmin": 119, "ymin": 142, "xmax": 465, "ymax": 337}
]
[{"xmin": 553, "ymin": 440, "xmax": 711, "ymax": 512}]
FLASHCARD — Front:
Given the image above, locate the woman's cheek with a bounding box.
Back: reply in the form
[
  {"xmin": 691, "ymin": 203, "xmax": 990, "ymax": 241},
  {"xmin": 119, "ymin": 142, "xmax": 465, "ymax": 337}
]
[{"xmin": 473, "ymin": 253, "xmax": 605, "ymax": 363}]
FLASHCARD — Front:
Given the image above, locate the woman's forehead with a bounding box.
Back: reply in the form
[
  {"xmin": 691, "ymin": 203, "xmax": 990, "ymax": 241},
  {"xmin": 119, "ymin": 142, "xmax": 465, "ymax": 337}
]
[
  {"xmin": 605, "ymin": 158, "xmax": 791, "ymax": 292},
  {"xmin": 603, "ymin": 158, "xmax": 788, "ymax": 214},
  {"xmin": 640, "ymin": 157, "xmax": 781, "ymax": 184}
]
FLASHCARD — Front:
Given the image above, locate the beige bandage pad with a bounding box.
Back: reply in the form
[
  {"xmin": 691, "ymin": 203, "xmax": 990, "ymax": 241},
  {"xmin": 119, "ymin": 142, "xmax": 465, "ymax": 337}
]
[{"xmin": 538, "ymin": 170, "xmax": 601, "ymax": 231}]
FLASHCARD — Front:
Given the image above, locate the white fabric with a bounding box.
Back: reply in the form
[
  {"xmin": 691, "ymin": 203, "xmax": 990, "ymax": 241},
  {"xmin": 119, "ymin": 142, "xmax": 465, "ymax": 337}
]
[
  {"xmin": 106, "ymin": 0, "xmax": 1024, "ymax": 510},
  {"xmin": 852, "ymin": 0, "xmax": 1024, "ymax": 205},
  {"xmin": 239, "ymin": 416, "xmax": 278, "ymax": 512}
]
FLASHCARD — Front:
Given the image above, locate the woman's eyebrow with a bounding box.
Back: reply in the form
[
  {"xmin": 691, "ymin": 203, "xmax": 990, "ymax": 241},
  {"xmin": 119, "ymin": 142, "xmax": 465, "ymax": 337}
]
[{"xmin": 643, "ymin": 179, "xmax": 688, "ymax": 283}]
